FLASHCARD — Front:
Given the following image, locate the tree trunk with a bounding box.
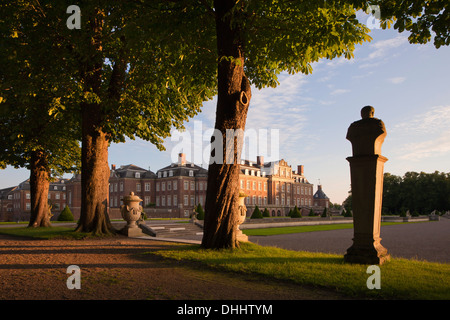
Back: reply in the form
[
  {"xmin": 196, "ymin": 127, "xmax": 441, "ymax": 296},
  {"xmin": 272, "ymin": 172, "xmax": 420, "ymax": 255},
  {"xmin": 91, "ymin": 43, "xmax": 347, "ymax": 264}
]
[
  {"xmin": 75, "ymin": 8, "xmax": 115, "ymax": 235},
  {"xmin": 201, "ymin": 0, "xmax": 252, "ymax": 249},
  {"xmin": 28, "ymin": 150, "xmax": 51, "ymax": 227},
  {"xmin": 75, "ymin": 105, "xmax": 114, "ymax": 235}
]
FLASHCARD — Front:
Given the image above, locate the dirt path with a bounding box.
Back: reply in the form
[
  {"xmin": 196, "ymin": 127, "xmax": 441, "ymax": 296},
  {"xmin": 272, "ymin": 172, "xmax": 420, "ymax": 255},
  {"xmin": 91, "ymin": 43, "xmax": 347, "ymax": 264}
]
[{"xmin": 0, "ymin": 234, "xmax": 350, "ymax": 300}]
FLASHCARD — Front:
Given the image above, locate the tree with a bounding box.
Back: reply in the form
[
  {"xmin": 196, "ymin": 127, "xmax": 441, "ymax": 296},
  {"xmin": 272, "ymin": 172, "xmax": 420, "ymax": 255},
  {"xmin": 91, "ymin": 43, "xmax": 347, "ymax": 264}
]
[
  {"xmin": 63, "ymin": 2, "xmax": 217, "ymax": 235},
  {"xmin": 250, "ymin": 205, "xmax": 263, "ymax": 219},
  {"xmin": 196, "ymin": 203, "xmax": 205, "ymax": 220},
  {"xmin": 58, "ymin": 206, "xmax": 75, "ymax": 222},
  {"xmin": 262, "ymin": 208, "xmax": 270, "ymax": 217},
  {"xmin": 0, "ymin": 1, "xmax": 81, "ymax": 227},
  {"xmin": 202, "ymin": 0, "xmax": 372, "ymax": 249},
  {"xmin": 291, "ymin": 206, "xmax": 302, "ymax": 218},
  {"xmin": 373, "ymin": 0, "xmax": 450, "ymax": 48}
]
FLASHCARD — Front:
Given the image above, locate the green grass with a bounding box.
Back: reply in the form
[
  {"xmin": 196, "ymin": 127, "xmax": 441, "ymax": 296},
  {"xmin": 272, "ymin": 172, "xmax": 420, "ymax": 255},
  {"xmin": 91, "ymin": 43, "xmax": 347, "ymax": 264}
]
[
  {"xmin": 0, "ymin": 226, "xmax": 92, "ymax": 240},
  {"xmin": 242, "ymin": 222, "xmax": 411, "ymax": 236},
  {"xmin": 150, "ymin": 242, "xmax": 450, "ymax": 300}
]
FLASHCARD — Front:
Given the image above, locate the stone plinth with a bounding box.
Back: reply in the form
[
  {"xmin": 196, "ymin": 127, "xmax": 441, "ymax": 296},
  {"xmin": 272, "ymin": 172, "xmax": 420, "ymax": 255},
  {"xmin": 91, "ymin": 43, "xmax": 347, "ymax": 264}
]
[{"xmin": 344, "ymin": 106, "xmax": 390, "ymax": 265}]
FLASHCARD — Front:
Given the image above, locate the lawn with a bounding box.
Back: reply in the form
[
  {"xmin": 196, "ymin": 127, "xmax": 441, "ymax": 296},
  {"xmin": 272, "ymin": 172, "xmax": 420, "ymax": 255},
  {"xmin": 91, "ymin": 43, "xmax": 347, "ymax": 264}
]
[
  {"xmin": 2, "ymin": 224, "xmax": 448, "ymax": 300},
  {"xmin": 151, "ymin": 242, "xmax": 450, "ymax": 300},
  {"xmin": 242, "ymin": 221, "xmax": 410, "ymax": 236}
]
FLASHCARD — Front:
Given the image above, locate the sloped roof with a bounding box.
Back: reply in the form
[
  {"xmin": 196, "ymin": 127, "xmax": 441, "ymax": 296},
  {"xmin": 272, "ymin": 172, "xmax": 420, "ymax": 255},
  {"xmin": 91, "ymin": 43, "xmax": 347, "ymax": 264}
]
[{"xmin": 314, "ymin": 185, "xmax": 329, "ymax": 199}]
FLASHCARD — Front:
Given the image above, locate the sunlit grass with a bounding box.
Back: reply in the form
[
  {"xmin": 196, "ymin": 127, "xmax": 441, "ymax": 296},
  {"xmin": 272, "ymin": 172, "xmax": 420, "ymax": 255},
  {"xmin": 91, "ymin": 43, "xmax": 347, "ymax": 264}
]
[
  {"xmin": 0, "ymin": 226, "xmax": 91, "ymax": 239},
  {"xmin": 242, "ymin": 222, "xmax": 414, "ymax": 236},
  {"xmin": 151, "ymin": 242, "xmax": 450, "ymax": 300}
]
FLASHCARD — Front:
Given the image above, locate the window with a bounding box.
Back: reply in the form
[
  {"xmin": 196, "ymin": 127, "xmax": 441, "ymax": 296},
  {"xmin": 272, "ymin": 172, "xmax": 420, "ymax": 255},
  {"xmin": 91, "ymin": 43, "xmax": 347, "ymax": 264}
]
[
  {"xmin": 163, "ymin": 171, "xmax": 167, "ymax": 178},
  {"xmin": 264, "ymin": 182, "xmax": 267, "ymax": 191},
  {"xmin": 252, "ymin": 196, "xmax": 256, "ymax": 204},
  {"xmin": 276, "ymin": 183, "xmax": 279, "ymax": 192},
  {"xmin": 247, "ymin": 181, "xmax": 250, "ymax": 190},
  {"xmin": 145, "ymin": 196, "xmax": 151, "ymax": 206},
  {"xmin": 189, "ymin": 170, "xmax": 194, "ymax": 177},
  {"xmin": 173, "ymin": 181, "xmax": 177, "ymax": 190},
  {"xmin": 264, "ymin": 197, "xmax": 267, "ymax": 205},
  {"xmin": 161, "ymin": 182, "xmax": 165, "ymax": 191},
  {"xmin": 169, "ymin": 170, "xmax": 173, "ymax": 177},
  {"xmin": 156, "ymin": 197, "xmax": 160, "ymax": 207},
  {"xmin": 145, "ymin": 183, "xmax": 150, "ymax": 191},
  {"xmin": 190, "ymin": 196, "xmax": 194, "ymax": 206},
  {"xmin": 26, "ymin": 203, "xmax": 31, "ymax": 211},
  {"xmin": 158, "ymin": 172, "xmax": 161, "ymax": 178},
  {"xmin": 258, "ymin": 182, "xmax": 261, "ymax": 191},
  {"xmin": 167, "ymin": 195, "xmax": 171, "ymax": 206},
  {"xmin": 173, "ymin": 195, "xmax": 177, "ymax": 206},
  {"xmin": 56, "ymin": 193, "xmax": 60, "ymax": 200},
  {"xmin": 258, "ymin": 196, "xmax": 262, "ymax": 205},
  {"xmin": 120, "ymin": 182, "xmax": 123, "ymax": 192},
  {"xmin": 135, "ymin": 172, "xmax": 140, "ymax": 178},
  {"xmin": 136, "ymin": 183, "xmax": 141, "ymax": 192},
  {"xmin": 190, "ymin": 181, "xmax": 195, "ymax": 191},
  {"xmin": 184, "ymin": 181, "xmax": 189, "ymax": 190},
  {"xmin": 282, "ymin": 184, "xmax": 285, "ymax": 192},
  {"xmin": 184, "ymin": 195, "xmax": 189, "ymax": 206},
  {"xmin": 253, "ymin": 181, "xmax": 256, "ymax": 190},
  {"xmin": 156, "ymin": 183, "xmax": 160, "ymax": 191},
  {"xmin": 167, "ymin": 181, "xmax": 172, "ymax": 190},
  {"xmin": 287, "ymin": 184, "xmax": 290, "ymax": 192},
  {"xmin": 245, "ymin": 169, "xmax": 249, "ymax": 175},
  {"xmin": 276, "ymin": 197, "xmax": 279, "ymax": 205},
  {"xmin": 26, "ymin": 193, "xmax": 30, "ymax": 199},
  {"xmin": 114, "ymin": 183, "xmax": 118, "ymax": 192}
]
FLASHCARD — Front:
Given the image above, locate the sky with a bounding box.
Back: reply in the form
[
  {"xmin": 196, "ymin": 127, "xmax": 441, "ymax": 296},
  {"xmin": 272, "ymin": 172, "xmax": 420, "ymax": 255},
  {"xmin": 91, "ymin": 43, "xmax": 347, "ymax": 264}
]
[{"xmin": 1, "ymin": 12, "xmax": 450, "ymax": 205}]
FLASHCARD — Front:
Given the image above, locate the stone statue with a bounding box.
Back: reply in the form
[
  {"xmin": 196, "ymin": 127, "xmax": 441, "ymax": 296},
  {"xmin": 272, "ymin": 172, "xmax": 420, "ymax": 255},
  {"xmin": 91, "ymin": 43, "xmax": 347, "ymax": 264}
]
[
  {"xmin": 346, "ymin": 106, "xmax": 387, "ymax": 156},
  {"xmin": 344, "ymin": 106, "xmax": 390, "ymax": 265}
]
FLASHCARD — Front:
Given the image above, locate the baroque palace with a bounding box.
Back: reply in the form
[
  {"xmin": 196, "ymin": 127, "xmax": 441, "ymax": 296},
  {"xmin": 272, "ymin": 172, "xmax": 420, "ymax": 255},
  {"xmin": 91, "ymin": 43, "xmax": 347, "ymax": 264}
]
[{"xmin": 0, "ymin": 153, "xmax": 330, "ymax": 221}]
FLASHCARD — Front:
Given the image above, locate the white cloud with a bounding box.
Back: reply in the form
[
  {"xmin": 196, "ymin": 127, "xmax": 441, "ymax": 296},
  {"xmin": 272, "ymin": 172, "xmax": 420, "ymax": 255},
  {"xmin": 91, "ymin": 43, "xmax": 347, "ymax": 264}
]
[
  {"xmin": 392, "ymin": 105, "xmax": 450, "ymax": 160},
  {"xmin": 330, "ymin": 89, "xmax": 350, "ymax": 95},
  {"xmin": 388, "ymin": 77, "xmax": 406, "ymax": 84},
  {"xmin": 367, "ymin": 35, "xmax": 408, "ymax": 60}
]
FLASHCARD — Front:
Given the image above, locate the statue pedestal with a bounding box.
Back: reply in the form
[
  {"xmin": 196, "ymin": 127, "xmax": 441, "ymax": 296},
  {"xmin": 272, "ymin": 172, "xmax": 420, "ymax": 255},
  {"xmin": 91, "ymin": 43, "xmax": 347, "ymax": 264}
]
[
  {"xmin": 344, "ymin": 106, "xmax": 390, "ymax": 265},
  {"xmin": 344, "ymin": 155, "xmax": 390, "ymax": 265},
  {"xmin": 120, "ymin": 225, "xmax": 145, "ymax": 237}
]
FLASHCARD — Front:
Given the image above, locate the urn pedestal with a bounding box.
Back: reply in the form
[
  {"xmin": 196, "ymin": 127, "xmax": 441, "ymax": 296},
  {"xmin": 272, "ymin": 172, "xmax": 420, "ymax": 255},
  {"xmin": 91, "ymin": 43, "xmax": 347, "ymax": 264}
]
[
  {"xmin": 236, "ymin": 193, "xmax": 248, "ymax": 242},
  {"xmin": 120, "ymin": 192, "xmax": 145, "ymax": 237}
]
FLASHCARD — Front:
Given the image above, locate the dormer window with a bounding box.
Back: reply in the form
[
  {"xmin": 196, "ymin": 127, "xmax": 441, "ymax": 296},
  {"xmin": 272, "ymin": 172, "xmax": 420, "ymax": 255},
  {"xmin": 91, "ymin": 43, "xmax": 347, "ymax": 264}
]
[
  {"xmin": 169, "ymin": 170, "xmax": 173, "ymax": 177},
  {"xmin": 189, "ymin": 170, "xmax": 194, "ymax": 177},
  {"xmin": 158, "ymin": 172, "xmax": 161, "ymax": 178},
  {"xmin": 135, "ymin": 172, "xmax": 140, "ymax": 178},
  {"xmin": 163, "ymin": 171, "xmax": 167, "ymax": 177}
]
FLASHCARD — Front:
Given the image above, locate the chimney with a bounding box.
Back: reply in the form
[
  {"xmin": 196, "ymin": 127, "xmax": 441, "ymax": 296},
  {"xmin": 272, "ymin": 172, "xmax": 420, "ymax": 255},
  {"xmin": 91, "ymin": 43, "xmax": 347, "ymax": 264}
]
[
  {"xmin": 111, "ymin": 164, "xmax": 116, "ymax": 171},
  {"xmin": 178, "ymin": 153, "xmax": 186, "ymax": 166},
  {"xmin": 257, "ymin": 156, "xmax": 264, "ymax": 166},
  {"xmin": 297, "ymin": 165, "xmax": 304, "ymax": 176}
]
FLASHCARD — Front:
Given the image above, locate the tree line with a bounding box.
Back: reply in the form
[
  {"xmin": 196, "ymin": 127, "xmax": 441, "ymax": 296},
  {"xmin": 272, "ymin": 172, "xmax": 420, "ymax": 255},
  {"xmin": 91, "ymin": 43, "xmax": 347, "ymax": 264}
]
[
  {"xmin": 343, "ymin": 171, "xmax": 450, "ymax": 216},
  {"xmin": 383, "ymin": 171, "xmax": 450, "ymax": 215},
  {"xmin": 1, "ymin": 1, "xmax": 448, "ymax": 249}
]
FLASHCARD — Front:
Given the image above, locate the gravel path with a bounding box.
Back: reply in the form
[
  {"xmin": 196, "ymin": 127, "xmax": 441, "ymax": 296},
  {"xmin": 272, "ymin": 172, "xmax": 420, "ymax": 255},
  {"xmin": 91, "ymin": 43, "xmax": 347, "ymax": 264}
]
[{"xmin": 250, "ymin": 218, "xmax": 450, "ymax": 263}]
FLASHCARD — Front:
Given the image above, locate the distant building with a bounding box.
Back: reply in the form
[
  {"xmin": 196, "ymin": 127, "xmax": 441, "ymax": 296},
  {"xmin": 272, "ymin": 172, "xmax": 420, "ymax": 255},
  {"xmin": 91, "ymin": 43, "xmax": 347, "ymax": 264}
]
[
  {"xmin": 0, "ymin": 153, "xmax": 329, "ymax": 221},
  {"xmin": 313, "ymin": 185, "xmax": 330, "ymax": 208},
  {"xmin": 239, "ymin": 156, "xmax": 314, "ymax": 216}
]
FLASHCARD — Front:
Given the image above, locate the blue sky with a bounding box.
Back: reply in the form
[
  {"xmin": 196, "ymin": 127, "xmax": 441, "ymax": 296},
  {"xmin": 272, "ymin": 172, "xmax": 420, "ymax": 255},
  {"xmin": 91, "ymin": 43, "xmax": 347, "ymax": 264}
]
[{"xmin": 1, "ymin": 14, "xmax": 450, "ymax": 205}]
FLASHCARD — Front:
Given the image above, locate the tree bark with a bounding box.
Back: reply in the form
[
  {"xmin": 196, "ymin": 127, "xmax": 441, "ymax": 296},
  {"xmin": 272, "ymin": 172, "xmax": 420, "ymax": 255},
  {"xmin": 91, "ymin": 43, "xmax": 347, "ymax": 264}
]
[
  {"xmin": 201, "ymin": 0, "xmax": 252, "ymax": 249},
  {"xmin": 28, "ymin": 150, "xmax": 51, "ymax": 227},
  {"xmin": 75, "ymin": 8, "xmax": 115, "ymax": 235},
  {"xmin": 75, "ymin": 105, "xmax": 114, "ymax": 235}
]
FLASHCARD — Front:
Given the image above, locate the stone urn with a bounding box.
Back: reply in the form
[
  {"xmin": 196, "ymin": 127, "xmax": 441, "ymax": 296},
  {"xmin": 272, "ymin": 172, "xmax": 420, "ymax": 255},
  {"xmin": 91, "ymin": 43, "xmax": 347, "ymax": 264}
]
[
  {"xmin": 120, "ymin": 192, "xmax": 144, "ymax": 236},
  {"xmin": 236, "ymin": 192, "xmax": 248, "ymax": 242}
]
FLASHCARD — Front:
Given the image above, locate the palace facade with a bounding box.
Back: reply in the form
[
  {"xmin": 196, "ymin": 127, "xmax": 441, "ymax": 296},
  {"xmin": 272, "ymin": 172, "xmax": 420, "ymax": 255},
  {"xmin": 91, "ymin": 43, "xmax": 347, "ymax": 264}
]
[{"xmin": 0, "ymin": 153, "xmax": 329, "ymax": 221}]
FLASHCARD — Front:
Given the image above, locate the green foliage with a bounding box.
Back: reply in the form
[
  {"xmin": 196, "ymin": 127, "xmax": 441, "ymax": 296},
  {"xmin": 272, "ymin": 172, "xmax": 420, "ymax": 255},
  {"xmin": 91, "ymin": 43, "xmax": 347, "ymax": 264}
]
[
  {"xmin": 373, "ymin": 0, "xmax": 450, "ymax": 48},
  {"xmin": 262, "ymin": 208, "xmax": 270, "ymax": 217},
  {"xmin": 0, "ymin": 1, "xmax": 81, "ymax": 176},
  {"xmin": 58, "ymin": 206, "xmax": 74, "ymax": 222},
  {"xmin": 322, "ymin": 208, "xmax": 328, "ymax": 218},
  {"xmin": 250, "ymin": 205, "xmax": 263, "ymax": 219},
  {"xmin": 196, "ymin": 203, "xmax": 205, "ymax": 220},
  {"xmin": 309, "ymin": 208, "xmax": 316, "ymax": 216},
  {"xmin": 383, "ymin": 171, "xmax": 450, "ymax": 215},
  {"xmin": 291, "ymin": 206, "xmax": 302, "ymax": 218}
]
